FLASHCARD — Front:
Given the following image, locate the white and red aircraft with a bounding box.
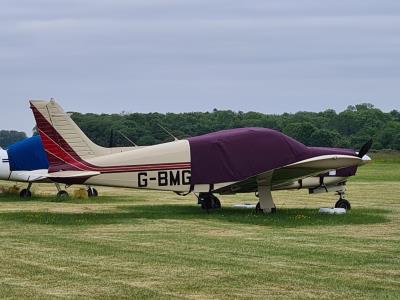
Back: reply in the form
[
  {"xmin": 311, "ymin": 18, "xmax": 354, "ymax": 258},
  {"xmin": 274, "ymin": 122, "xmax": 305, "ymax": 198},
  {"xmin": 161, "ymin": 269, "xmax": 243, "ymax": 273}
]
[{"xmin": 29, "ymin": 100, "xmax": 371, "ymax": 213}]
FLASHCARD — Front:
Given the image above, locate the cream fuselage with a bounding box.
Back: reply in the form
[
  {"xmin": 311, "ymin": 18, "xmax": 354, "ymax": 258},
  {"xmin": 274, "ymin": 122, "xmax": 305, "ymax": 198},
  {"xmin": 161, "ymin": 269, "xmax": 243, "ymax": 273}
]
[{"xmin": 80, "ymin": 140, "xmax": 193, "ymax": 192}]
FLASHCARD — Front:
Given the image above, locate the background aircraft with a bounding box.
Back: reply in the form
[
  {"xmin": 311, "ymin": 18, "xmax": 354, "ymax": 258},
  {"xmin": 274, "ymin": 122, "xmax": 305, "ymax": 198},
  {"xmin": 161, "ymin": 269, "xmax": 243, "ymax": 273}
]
[
  {"xmin": 0, "ymin": 130, "xmax": 137, "ymax": 198},
  {"xmin": 0, "ymin": 136, "xmax": 53, "ymax": 197},
  {"xmin": 0, "ymin": 136, "xmax": 101, "ymax": 197},
  {"xmin": 30, "ymin": 100, "xmax": 371, "ymax": 213}
]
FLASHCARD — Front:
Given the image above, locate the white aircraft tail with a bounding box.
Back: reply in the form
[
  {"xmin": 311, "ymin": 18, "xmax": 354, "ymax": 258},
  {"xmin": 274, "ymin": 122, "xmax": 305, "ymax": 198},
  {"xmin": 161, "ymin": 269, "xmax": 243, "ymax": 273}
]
[{"xmin": 30, "ymin": 100, "xmax": 135, "ymax": 169}]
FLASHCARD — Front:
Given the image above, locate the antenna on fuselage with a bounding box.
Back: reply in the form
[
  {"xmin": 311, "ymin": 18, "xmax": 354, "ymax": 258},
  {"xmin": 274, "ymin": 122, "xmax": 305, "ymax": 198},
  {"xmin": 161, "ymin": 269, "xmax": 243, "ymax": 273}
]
[
  {"xmin": 109, "ymin": 129, "xmax": 115, "ymax": 148},
  {"xmin": 117, "ymin": 130, "xmax": 138, "ymax": 147},
  {"xmin": 157, "ymin": 124, "xmax": 179, "ymax": 141},
  {"xmin": 109, "ymin": 128, "xmax": 139, "ymax": 147}
]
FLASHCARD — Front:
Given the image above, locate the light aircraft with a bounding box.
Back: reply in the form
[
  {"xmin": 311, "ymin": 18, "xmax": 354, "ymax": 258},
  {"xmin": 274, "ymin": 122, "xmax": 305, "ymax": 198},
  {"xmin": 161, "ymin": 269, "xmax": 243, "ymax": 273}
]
[
  {"xmin": 0, "ymin": 132, "xmax": 136, "ymax": 198},
  {"xmin": 29, "ymin": 100, "xmax": 372, "ymax": 213},
  {"xmin": 0, "ymin": 136, "xmax": 52, "ymax": 197},
  {"xmin": 0, "ymin": 136, "xmax": 102, "ymax": 197}
]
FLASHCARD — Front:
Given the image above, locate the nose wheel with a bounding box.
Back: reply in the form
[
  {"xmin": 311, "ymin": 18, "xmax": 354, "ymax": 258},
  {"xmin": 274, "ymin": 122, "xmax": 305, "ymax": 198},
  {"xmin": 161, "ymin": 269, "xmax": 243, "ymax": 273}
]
[
  {"xmin": 19, "ymin": 182, "xmax": 33, "ymax": 199},
  {"xmin": 20, "ymin": 188, "xmax": 32, "ymax": 198},
  {"xmin": 335, "ymin": 198, "xmax": 351, "ymax": 210},
  {"xmin": 335, "ymin": 191, "xmax": 351, "ymax": 210}
]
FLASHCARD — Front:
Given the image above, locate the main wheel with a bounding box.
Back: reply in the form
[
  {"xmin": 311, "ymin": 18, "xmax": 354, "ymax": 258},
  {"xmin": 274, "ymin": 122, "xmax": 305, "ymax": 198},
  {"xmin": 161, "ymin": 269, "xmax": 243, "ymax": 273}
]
[
  {"xmin": 255, "ymin": 202, "xmax": 262, "ymax": 213},
  {"xmin": 255, "ymin": 202, "xmax": 277, "ymax": 214},
  {"xmin": 211, "ymin": 195, "xmax": 221, "ymax": 209},
  {"xmin": 87, "ymin": 188, "xmax": 98, "ymax": 197},
  {"xmin": 20, "ymin": 189, "xmax": 32, "ymax": 198},
  {"xmin": 335, "ymin": 198, "xmax": 351, "ymax": 210},
  {"xmin": 198, "ymin": 193, "xmax": 221, "ymax": 210},
  {"xmin": 57, "ymin": 190, "xmax": 69, "ymax": 198}
]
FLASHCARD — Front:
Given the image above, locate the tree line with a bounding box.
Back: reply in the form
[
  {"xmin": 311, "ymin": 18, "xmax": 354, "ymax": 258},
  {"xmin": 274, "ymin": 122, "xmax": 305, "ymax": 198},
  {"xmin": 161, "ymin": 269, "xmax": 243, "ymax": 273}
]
[
  {"xmin": 71, "ymin": 103, "xmax": 400, "ymax": 150},
  {"xmin": 0, "ymin": 130, "xmax": 27, "ymax": 148},
  {"xmin": 1, "ymin": 103, "xmax": 399, "ymax": 150}
]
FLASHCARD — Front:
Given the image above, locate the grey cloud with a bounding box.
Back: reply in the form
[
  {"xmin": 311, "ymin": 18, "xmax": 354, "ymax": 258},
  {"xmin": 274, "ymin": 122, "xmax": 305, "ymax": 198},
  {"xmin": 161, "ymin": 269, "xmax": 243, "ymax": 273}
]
[{"xmin": 0, "ymin": 0, "xmax": 399, "ymax": 134}]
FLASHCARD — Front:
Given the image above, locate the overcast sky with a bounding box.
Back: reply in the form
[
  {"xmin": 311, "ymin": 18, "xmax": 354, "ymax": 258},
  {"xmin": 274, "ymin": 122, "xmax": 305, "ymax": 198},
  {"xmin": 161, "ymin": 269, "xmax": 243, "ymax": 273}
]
[{"xmin": 1, "ymin": 0, "xmax": 399, "ymax": 135}]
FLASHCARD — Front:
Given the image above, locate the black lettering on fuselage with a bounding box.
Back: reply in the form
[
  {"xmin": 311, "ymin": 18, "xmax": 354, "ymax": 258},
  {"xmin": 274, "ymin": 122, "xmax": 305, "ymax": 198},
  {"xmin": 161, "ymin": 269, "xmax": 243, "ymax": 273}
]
[
  {"xmin": 182, "ymin": 170, "xmax": 191, "ymax": 185},
  {"xmin": 137, "ymin": 170, "xmax": 192, "ymax": 188},
  {"xmin": 169, "ymin": 171, "xmax": 180, "ymax": 186},
  {"xmin": 158, "ymin": 171, "xmax": 168, "ymax": 186},
  {"xmin": 138, "ymin": 172, "xmax": 148, "ymax": 187}
]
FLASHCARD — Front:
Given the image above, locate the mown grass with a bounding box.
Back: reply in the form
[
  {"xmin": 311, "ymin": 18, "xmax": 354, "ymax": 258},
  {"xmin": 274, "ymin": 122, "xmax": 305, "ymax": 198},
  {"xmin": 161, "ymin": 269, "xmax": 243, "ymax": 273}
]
[
  {"xmin": 369, "ymin": 150, "xmax": 400, "ymax": 163},
  {"xmin": 353, "ymin": 162, "xmax": 400, "ymax": 182},
  {"xmin": 351, "ymin": 151, "xmax": 400, "ymax": 182},
  {"xmin": 0, "ymin": 200, "xmax": 388, "ymax": 228},
  {"xmin": 0, "ymin": 158, "xmax": 399, "ymax": 299}
]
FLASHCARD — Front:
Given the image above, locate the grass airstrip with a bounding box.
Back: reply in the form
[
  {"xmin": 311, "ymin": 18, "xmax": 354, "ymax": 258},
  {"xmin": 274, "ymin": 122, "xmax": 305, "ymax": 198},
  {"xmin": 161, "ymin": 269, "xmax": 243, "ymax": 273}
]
[{"xmin": 0, "ymin": 152, "xmax": 399, "ymax": 299}]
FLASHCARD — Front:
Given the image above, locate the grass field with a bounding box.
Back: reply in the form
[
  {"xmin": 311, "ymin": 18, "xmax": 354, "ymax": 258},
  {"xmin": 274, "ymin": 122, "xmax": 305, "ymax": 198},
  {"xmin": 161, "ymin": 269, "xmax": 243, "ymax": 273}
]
[{"xmin": 0, "ymin": 157, "xmax": 399, "ymax": 299}]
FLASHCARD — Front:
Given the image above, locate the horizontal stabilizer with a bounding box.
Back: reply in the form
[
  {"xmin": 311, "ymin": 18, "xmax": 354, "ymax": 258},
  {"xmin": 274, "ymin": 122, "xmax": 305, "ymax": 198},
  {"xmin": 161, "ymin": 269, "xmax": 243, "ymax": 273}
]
[
  {"xmin": 15, "ymin": 169, "xmax": 51, "ymax": 182},
  {"xmin": 46, "ymin": 171, "xmax": 100, "ymax": 178}
]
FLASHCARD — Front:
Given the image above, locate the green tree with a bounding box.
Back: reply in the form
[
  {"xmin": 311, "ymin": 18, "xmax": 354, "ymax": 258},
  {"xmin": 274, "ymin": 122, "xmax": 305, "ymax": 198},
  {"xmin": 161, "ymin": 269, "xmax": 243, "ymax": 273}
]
[
  {"xmin": 283, "ymin": 122, "xmax": 317, "ymax": 145},
  {"xmin": 0, "ymin": 130, "xmax": 27, "ymax": 148},
  {"xmin": 309, "ymin": 129, "xmax": 341, "ymax": 147},
  {"xmin": 392, "ymin": 134, "xmax": 400, "ymax": 150},
  {"xmin": 59, "ymin": 102, "xmax": 400, "ymax": 151}
]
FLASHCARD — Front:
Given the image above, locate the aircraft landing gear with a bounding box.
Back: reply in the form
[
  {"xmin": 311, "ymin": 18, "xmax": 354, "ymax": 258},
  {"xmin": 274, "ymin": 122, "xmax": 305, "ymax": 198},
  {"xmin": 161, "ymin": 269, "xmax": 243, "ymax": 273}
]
[
  {"xmin": 87, "ymin": 187, "xmax": 98, "ymax": 197},
  {"xmin": 256, "ymin": 185, "xmax": 276, "ymax": 214},
  {"xmin": 20, "ymin": 182, "xmax": 33, "ymax": 198},
  {"xmin": 198, "ymin": 193, "xmax": 221, "ymax": 211},
  {"xmin": 55, "ymin": 183, "xmax": 69, "ymax": 198},
  {"xmin": 57, "ymin": 190, "xmax": 69, "ymax": 198},
  {"xmin": 335, "ymin": 191, "xmax": 351, "ymax": 210},
  {"xmin": 255, "ymin": 201, "xmax": 276, "ymax": 214}
]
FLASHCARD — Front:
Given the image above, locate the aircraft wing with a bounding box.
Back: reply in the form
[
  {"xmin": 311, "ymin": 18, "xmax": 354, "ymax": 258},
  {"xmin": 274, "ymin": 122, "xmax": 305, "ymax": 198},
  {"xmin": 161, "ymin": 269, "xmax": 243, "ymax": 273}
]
[{"xmin": 214, "ymin": 154, "xmax": 362, "ymax": 194}]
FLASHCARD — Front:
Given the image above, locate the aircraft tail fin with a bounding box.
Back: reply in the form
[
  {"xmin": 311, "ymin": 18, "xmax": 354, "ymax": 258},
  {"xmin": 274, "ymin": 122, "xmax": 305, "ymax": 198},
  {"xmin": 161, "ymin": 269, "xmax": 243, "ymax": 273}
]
[
  {"xmin": 30, "ymin": 99, "xmax": 133, "ymax": 172},
  {"xmin": 30, "ymin": 100, "xmax": 109, "ymax": 158}
]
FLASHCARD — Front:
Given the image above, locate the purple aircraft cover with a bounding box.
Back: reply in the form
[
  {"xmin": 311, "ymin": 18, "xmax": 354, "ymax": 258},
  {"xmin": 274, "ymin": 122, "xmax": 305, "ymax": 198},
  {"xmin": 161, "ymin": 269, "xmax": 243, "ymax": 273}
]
[{"xmin": 188, "ymin": 128, "xmax": 356, "ymax": 184}]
